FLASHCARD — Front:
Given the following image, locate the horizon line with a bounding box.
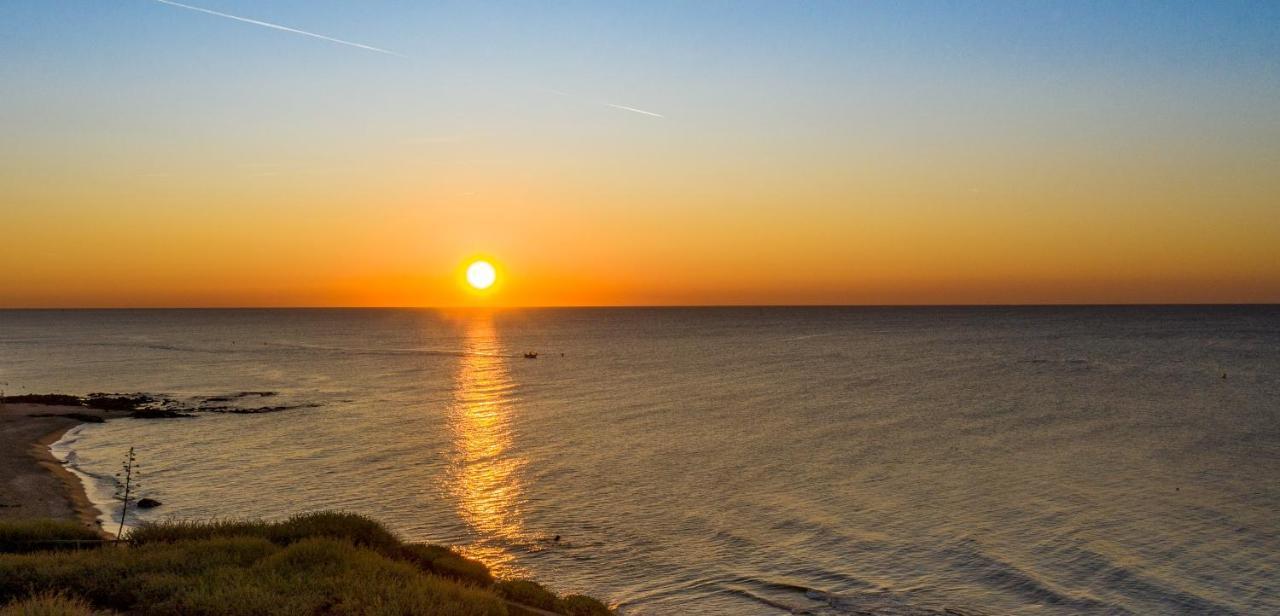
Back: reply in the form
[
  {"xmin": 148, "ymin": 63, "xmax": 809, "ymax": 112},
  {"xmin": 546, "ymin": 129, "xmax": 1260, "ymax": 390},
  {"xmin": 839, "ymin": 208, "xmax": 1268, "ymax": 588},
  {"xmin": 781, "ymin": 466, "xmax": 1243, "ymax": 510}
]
[{"xmin": 2, "ymin": 302, "xmax": 1278, "ymax": 310}]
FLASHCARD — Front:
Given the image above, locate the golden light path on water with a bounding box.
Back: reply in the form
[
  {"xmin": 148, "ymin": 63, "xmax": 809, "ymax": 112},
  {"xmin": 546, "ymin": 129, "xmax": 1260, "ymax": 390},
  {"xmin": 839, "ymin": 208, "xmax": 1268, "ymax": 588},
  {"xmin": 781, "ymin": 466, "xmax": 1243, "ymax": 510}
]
[{"xmin": 447, "ymin": 315, "xmax": 528, "ymax": 577}]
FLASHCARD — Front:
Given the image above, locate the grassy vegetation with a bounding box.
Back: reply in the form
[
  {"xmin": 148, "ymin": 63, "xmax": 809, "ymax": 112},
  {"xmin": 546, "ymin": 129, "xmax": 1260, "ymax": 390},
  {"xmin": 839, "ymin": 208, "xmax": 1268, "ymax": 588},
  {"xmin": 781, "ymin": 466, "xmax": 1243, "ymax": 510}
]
[
  {"xmin": 0, "ymin": 513, "xmax": 612, "ymax": 616},
  {"xmin": 0, "ymin": 592, "xmax": 98, "ymax": 616},
  {"xmin": 0, "ymin": 521, "xmax": 103, "ymax": 554},
  {"xmin": 126, "ymin": 512, "xmax": 402, "ymax": 553}
]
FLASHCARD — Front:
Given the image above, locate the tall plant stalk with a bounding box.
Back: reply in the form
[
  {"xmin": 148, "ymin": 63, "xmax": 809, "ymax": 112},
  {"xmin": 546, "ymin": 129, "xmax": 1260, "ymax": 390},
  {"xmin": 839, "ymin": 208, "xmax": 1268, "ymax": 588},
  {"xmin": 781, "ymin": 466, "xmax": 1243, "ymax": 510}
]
[{"xmin": 115, "ymin": 447, "xmax": 137, "ymax": 538}]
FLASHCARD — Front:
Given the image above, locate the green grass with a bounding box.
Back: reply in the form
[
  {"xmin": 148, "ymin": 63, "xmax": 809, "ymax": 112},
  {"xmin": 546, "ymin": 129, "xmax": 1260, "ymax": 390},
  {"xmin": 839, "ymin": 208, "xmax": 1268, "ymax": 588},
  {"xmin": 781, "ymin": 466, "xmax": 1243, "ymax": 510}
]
[
  {"xmin": 0, "ymin": 513, "xmax": 613, "ymax": 616},
  {"xmin": 0, "ymin": 521, "xmax": 102, "ymax": 554},
  {"xmin": 0, "ymin": 592, "xmax": 100, "ymax": 616},
  {"xmin": 127, "ymin": 512, "xmax": 402, "ymax": 554}
]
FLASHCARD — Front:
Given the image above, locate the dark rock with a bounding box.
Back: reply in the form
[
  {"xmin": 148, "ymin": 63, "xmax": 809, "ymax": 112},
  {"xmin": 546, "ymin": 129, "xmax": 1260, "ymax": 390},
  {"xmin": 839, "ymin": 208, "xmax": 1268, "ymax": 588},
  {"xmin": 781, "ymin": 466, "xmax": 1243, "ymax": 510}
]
[
  {"xmin": 196, "ymin": 403, "xmax": 318, "ymax": 414},
  {"xmin": 130, "ymin": 409, "xmax": 195, "ymax": 419},
  {"xmin": 136, "ymin": 498, "xmax": 162, "ymax": 509},
  {"xmin": 85, "ymin": 393, "xmax": 155, "ymax": 411},
  {"xmin": 204, "ymin": 391, "xmax": 277, "ymax": 402},
  {"xmin": 1, "ymin": 394, "xmax": 84, "ymax": 407}
]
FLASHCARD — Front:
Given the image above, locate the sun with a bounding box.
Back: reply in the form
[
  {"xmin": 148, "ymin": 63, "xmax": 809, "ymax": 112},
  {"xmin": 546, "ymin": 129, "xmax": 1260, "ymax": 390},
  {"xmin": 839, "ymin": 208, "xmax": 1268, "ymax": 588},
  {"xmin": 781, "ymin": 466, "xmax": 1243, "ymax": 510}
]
[{"xmin": 465, "ymin": 260, "xmax": 497, "ymax": 290}]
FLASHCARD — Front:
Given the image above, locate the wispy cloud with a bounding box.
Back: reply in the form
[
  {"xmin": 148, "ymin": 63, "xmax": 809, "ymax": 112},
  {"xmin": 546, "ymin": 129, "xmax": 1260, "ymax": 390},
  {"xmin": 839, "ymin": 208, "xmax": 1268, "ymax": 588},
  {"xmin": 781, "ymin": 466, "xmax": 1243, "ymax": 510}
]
[{"xmin": 147, "ymin": 0, "xmax": 406, "ymax": 57}]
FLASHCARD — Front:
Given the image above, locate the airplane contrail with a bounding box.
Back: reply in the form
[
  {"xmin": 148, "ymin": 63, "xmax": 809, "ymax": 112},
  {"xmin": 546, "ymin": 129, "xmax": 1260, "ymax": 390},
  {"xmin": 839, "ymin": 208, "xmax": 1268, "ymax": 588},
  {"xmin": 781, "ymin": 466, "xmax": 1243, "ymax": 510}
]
[
  {"xmin": 147, "ymin": 0, "xmax": 406, "ymax": 57},
  {"xmin": 145, "ymin": 0, "xmax": 664, "ymax": 118},
  {"xmin": 545, "ymin": 89, "xmax": 665, "ymax": 119},
  {"xmin": 604, "ymin": 103, "xmax": 665, "ymax": 118}
]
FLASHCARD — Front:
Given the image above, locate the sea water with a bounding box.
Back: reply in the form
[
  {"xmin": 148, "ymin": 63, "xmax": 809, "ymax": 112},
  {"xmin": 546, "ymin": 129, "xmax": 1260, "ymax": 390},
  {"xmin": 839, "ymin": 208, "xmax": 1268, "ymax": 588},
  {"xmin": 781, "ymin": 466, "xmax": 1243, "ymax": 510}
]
[{"xmin": 2, "ymin": 307, "xmax": 1277, "ymax": 614}]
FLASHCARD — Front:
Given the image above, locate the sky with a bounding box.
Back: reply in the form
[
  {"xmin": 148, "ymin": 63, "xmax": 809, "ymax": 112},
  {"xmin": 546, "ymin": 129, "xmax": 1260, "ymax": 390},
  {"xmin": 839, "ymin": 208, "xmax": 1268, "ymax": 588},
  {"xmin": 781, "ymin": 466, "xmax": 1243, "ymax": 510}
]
[{"xmin": 1, "ymin": 0, "xmax": 1278, "ymax": 307}]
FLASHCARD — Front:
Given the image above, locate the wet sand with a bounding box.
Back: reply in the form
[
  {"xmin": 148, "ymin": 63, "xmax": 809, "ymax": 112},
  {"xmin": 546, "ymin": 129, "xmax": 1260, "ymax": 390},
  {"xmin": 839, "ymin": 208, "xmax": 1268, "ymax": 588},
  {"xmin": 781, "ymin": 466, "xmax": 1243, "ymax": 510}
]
[{"xmin": 0, "ymin": 403, "xmax": 106, "ymax": 529}]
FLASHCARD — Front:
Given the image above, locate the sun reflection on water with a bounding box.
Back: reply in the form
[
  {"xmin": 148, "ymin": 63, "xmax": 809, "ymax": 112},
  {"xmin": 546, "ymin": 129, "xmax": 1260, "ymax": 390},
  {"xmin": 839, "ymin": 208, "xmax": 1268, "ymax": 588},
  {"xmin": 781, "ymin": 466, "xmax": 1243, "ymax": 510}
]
[{"xmin": 447, "ymin": 315, "xmax": 527, "ymax": 576}]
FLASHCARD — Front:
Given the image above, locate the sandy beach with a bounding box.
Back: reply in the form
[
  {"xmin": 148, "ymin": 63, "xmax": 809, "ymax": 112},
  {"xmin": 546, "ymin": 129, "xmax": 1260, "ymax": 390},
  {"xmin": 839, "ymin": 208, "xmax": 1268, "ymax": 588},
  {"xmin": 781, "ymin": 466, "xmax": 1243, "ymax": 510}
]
[{"xmin": 0, "ymin": 402, "xmax": 105, "ymax": 530}]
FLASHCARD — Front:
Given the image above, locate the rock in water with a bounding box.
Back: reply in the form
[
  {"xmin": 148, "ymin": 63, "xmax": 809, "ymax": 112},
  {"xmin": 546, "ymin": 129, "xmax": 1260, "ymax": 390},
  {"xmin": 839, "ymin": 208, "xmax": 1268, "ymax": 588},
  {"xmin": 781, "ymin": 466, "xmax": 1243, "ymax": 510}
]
[{"xmin": 136, "ymin": 498, "xmax": 162, "ymax": 509}]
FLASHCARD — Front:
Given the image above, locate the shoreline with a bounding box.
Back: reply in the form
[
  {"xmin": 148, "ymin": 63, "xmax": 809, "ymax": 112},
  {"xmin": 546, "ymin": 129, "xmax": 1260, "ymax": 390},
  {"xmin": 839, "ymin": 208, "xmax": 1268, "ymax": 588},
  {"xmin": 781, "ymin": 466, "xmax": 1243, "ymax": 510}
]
[
  {"xmin": 0, "ymin": 402, "xmax": 110, "ymax": 535},
  {"xmin": 0, "ymin": 399, "xmax": 618, "ymax": 614},
  {"xmin": 36, "ymin": 423, "xmax": 104, "ymax": 531}
]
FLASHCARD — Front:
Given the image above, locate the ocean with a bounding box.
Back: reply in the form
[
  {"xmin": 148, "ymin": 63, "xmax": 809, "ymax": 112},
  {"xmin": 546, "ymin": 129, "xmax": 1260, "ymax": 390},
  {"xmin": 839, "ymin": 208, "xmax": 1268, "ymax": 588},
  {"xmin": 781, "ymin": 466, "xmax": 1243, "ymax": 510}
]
[{"xmin": 1, "ymin": 307, "xmax": 1277, "ymax": 614}]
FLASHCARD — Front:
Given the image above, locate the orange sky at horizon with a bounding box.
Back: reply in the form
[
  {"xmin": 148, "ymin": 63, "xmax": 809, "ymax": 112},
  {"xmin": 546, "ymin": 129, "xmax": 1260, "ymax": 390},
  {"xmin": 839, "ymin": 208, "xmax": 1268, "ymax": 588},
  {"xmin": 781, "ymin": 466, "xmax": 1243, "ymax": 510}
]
[
  {"xmin": 3, "ymin": 132, "xmax": 1277, "ymax": 308},
  {"xmin": 4, "ymin": 135, "xmax": 1277, "ymax": 307}
]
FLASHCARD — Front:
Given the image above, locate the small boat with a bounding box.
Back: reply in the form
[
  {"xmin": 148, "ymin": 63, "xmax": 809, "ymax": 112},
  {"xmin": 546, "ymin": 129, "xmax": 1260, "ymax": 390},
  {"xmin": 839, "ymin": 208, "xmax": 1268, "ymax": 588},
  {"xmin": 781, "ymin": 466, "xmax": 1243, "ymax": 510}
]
[{"xmin": 523, "ymin": 352, "xmax": 538, "ymax": 359}]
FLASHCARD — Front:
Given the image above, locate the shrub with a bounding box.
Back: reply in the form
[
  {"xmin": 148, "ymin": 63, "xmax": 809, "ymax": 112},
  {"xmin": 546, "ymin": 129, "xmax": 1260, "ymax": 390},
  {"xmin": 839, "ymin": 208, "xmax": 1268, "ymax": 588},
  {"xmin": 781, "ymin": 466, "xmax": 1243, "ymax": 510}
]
[
  {"xmin": 262, "ymin": 512, "xmax": 402, "ymax": 554},
  {"xmin": 494, "ymin": 580, "xmax": 559, "ymax": 611},
  {"xmin": 559, "ymin": 595, "xmax": 613, "ymax": 616},
  {"xmin": 494, "ymin": 582, "xmax": 617, "ymax": 615},
  {"xmin": 0, "ymin": 521, "xmax": 102, "ymax": 554},
  {"xmin": 399, "ymin": 544, "xmax": 494, "ymax": 587}
]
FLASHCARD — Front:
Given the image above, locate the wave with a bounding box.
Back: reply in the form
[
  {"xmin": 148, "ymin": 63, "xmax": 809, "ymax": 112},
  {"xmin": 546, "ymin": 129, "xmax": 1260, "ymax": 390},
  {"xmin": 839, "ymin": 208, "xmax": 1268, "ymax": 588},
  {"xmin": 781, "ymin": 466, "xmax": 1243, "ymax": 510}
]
[
  {"xmin": 701, "ymin": 575, "xmax": 990, "ymax": 615},
  {"xmin": 939, "ymin": 540, "xmax": 1119, "ymax": 613},
  {"xmin": 1041, "ymin": 542, "xmax": 1241, "ymax": 615},
  {"xmin": 49, "ymin": 426, "xmax": 124, "ymax": 531},
  {"xmin": 824, "ymin": 589, "xmax": 989, "ymax": 615}
]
